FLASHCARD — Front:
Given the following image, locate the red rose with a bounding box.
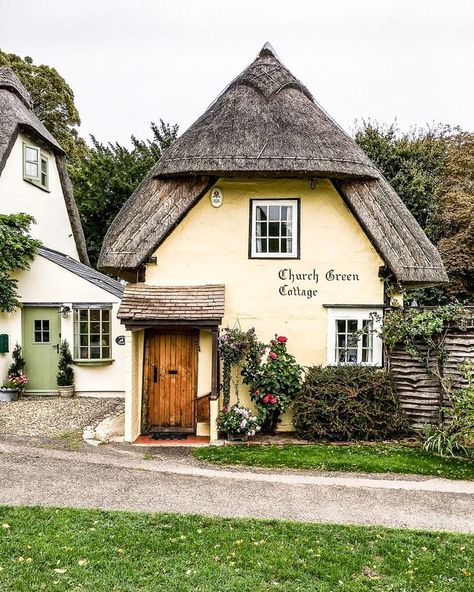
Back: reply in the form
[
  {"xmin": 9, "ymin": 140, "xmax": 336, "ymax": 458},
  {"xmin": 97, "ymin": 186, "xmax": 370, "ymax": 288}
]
[
  {"xmin": 277, "ymin": 336, "xmax": 287, "ymax": 343},
  {"xmin": 269, "ymin": 352, "xmax": 278, "ymax": 360},
  {"xmin": 261, "ymin": 394, "xmax": 272, "ymax": 404},
  {"xmin": 253, "ymin": 388, "xmax": 260, "ymax": 395}
]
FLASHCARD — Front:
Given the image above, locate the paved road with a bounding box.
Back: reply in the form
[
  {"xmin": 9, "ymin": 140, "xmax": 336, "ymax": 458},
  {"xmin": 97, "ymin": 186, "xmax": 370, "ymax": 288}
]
[{"xmin": 0, "ymin": 440, "xmax": 473, "ymax": 533}]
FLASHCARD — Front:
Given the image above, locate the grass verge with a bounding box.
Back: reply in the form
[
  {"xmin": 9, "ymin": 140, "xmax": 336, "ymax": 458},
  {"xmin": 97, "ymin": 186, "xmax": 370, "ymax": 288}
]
[
  {"xmin": 0, "ymin": 506, "xmax": 473, "ymax": 591},
  {"xmin": 194, "ymin": 443, "xmax": 474, "ymax": 480}
]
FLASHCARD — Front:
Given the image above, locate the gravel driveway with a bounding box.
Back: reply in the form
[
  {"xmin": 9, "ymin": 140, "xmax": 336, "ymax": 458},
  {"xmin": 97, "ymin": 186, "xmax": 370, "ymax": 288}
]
[{"xmin": 0, "ymin": 396, "xmax": 124, "ymax": 437}]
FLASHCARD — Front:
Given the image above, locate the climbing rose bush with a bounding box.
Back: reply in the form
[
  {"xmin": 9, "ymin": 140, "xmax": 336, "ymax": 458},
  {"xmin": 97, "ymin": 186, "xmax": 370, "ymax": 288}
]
[
  {"xmin": 242, "ymin": 335, "xmax": 303, "ymax": 434},
  {"xmin": 216, "ymin": 404, "xmax": 260, "ymax": 436}
]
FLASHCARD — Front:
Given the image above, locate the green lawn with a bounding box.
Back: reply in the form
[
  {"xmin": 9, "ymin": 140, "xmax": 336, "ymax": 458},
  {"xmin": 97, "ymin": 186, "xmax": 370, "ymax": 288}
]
[
  {"xmin": 194, "ymin": 443, "xmax": 474, "ymax": 480},
  {"xmin": 0, "ymin": 507, "xmax": 473, "ymax": 591}
]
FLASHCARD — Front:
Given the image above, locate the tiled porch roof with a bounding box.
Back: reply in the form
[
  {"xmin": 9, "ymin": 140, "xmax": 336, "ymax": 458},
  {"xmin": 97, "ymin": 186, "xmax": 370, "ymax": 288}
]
[{"xmin": 118, "ymin": 284, "xmax": 225, "ymax": 323}]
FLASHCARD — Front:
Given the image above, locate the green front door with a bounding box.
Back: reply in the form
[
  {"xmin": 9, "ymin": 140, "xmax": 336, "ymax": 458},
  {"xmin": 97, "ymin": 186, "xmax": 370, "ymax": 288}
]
[{"xmin": 22, "ymin": 307, "xmax": 60, "ymax": 392}]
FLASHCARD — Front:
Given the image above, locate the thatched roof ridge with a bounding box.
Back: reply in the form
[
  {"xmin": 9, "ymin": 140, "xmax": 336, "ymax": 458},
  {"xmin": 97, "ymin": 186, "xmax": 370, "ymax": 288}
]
[
  {"xmin": 153, "ymin": 44, "xmax": 379, "ymax": 179},
  {"xmin": 0, "ymin": 67, "xmax": 89, "ymax": 265}
]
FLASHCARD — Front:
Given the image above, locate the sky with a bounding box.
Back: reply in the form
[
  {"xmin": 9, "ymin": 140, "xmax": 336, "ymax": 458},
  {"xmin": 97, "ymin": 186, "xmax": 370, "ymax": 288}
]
[{"xmin": 0, "ymin": 0, "xmax": 473, "ymax": 146}]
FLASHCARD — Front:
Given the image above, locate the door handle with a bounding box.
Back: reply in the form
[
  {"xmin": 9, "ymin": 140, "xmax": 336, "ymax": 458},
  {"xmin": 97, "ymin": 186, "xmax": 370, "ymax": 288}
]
[
  {"xmin": 53, "ymin": 344, "xmax": 59, "ymax": 353},
  {"xmin": 153, "ymin": 366, "xmax": 158, "ymax": 383}
]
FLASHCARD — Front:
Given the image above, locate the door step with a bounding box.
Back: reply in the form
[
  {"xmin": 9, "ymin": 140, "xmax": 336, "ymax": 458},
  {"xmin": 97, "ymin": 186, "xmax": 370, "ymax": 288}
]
[{"xmin": 150, "ymin": 433, "xmax": 188, "ymax": 441}]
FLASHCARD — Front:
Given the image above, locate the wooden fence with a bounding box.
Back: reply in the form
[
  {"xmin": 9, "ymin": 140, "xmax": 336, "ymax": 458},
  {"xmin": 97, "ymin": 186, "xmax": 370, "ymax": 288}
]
[{"xmin": 387, "ymin": 308, "xmax": 474, "ymax": 429}]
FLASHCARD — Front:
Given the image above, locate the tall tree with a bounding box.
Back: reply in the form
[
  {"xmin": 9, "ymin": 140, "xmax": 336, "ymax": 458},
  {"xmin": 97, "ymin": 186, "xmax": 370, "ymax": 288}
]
[
  {"xmin": 0, "ymin": 50, "xmax": 86, "ymax": 158},
  {"xmin": 436, "ymin": 132, "xmax": 474, "ymax": 301},
  {"xmin": 354, "ymin": 122, "xmax": 473, "ymax": 303},
  {"xmin": 69, "ymin": 121, "xmax": 178, "ymax": 267},
  {"xmin": 0, "ymin": 214, "xmax": 41, "ymax": 312}
]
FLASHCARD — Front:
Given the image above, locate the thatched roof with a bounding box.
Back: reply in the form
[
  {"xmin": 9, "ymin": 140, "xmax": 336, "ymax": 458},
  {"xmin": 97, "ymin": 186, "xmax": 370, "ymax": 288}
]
[
  {"xmin": 0, "ymin": 67, "xmax": 89, "ymax": 265},
  {"xmin": 99, "ymin": 44, "xmax": 447, "ymax": 287}
]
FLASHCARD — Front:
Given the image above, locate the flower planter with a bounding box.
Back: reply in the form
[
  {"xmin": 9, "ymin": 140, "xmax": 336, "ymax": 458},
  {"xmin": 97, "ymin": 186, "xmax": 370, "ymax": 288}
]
[
  {"xmin": 58, "ymin": 385, "xmax": 75, "ymax": 398},
  {"xmin": 227, "ymin": 432, "xmax": 249, "ymax": 442},
  {"xmin": 0, "ymin": 388, "xmax": 19, "ymax": 402}
]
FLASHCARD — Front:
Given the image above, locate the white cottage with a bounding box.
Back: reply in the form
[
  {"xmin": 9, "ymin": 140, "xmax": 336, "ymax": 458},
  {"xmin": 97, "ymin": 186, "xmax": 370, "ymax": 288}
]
[{"xmin": 0, "ymin": 67, "xmax": 127, "ymax": 399}]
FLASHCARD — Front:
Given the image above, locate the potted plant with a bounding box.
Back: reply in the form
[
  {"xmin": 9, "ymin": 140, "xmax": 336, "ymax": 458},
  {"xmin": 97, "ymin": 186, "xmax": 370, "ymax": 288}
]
[
  {"xmin": 0, "ymin": 377, "xmax": 20, "ymax": 401},
  {"xmin": 57, "ymin": 340, "xmax": 75, "ymax": 397},
  {"xmin": 216, "ymin": 404, "xmax": 260, "ymax": 441}
]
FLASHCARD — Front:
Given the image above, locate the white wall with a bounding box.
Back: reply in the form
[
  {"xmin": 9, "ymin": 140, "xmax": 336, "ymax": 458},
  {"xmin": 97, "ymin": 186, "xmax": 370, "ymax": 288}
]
[
  {"xmin": 0, "ymin": 132, "xmax": 79, "ymax": 259},
  {"xmin": 0, "ymin": 254, "xmax": 128, "ymax": 396}
]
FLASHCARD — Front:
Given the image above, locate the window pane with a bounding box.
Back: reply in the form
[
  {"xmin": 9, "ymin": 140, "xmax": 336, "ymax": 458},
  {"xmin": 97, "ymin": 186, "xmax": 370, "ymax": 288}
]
[
  {"xmin": 80, "ymin": 347, "xmax": 89, "ymax": 359},
  {"xmin": 25, "ymin": 162, "xmax": 38, "ymax": 177},
  {"xmin": 79, "ymin": 322, "xmax": 88, "ymax": 334},
  {"xmin": 337, "ymin": 349, "xmax": 346, "ymax": 363},
  {"xmin": 80, "ymin": 335, "xmax": 89, "ymax": 347},
  {"xmin": 336, "ymin": 320, "xmax": 346, "ymax": 333},
  {"xmin": 102, "ymin": 347, "xmax": 110, "ymax": 359},
  {"xmin": 256, "ymin": 206, "xmax": 267, "ymax": 221},
  {"xmin": 90, "ymin": 334, "xmax": 101, "ymax": 346},
  {"xmin": 281, "ymin": 238, "xmax": 288, "ymax": 252},
  {"xmin": 43, "ymin": 320, "xmax": 49, "ymax": 330},
  {"xmin": 41, "ymin": 172, "xmax": 47, "ymax": 186},
  {"xmin": 347, "ymin": 350, "xmax": 358, "ymax": 363},
  {"xmin": 256, "ymin": 238, "xmax": 267, "ymax": 253},
  {"xmin": 101, "ymin": 322, "xmax": 110, "ymax": 334},
  {"xmin": 337, "ymin": 334, "xmax": 346, "ymax": 347},
  {"xmin": 90, "ymin": 347, "xmax": 100, "ymax": 359},
  {"xmin": 41, "ymin": 158, "xmax": 47, "ymax": 173},
  {"xmin": 102, "ymin": 334, "xmax": 110, "ymax": 346},
  {"xmin": 80, "ymin": 310, "xmax": 88, "ymax": 321},
  {"xmin": 25, "ymin": 147, "xmax": 38, "ymax": 162},
  {"xmin": 90, "ymin": 322, "xmax": 101, "ymax": 334},
  {"xmin": 348, "ymin": 320, "xmax": 358, "ymax": 333},
  {"xmin": 43, "ymin": 332, "xmax": 50, "ymax": 343},
  {"xmin": 90, "ymin": 309, "xmax": 100, "ymax": 322},
  {"xmin": 281, "ymin": 206, "xmax": 289, "ymax": 220},
  {"xmin": 34, "ymin": 320, "xmax": 41, "ymax": 330},
  {"xmin": 269, "ymin": 238, "xmax": 279, "ymax": 253},
  {"xmin": 256, "ymin": 222, "xmax": 267, "ymax": 237},
  {"xmin": 269, "ymin": 222, "xmax": 280, "ymax": 237},
  {"xmin": 281, "ymin": 222, "xmax": 292, "ymax": 237},
  {"xmin": 102, "ymin": 309, "xmax": 110, "ymax": 322},
  {"xmin": 269, "ymin": 206, "xmax": 280, "ymax": 220},
  {"xmin": 34, "ymin": 332, "xmax": 42, "ymax": 343}
]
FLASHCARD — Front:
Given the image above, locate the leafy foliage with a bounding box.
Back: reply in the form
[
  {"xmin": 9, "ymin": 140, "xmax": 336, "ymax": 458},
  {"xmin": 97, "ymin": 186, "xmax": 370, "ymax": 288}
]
[
  {"xmin": 68, "ymin": 122, "xmax": 178, "ymax": 266},
  {"xmin": 293, "ymin": 365, "xmax": 409, "ymax": 441},
  {"xmin": 0, "ymin": 50, "xmax": 86, "ymax": 159},
  {"xmin": 242, "ymin": 336, "xmax": 303, "ymax": 434},
  {"xmin": 57, "ymin": 340, "xmax": 74, "ymax": 386},
  {"xmin": 355, "ymin": 121, "xmax": 474, "ymax": 304},
  {"xmin": 423, "ymin": 361, "xmax": 474, "ymax": 458},
  {"xmin": 0, "ymin": 214, "xmax": 41, "ymax": 312}
]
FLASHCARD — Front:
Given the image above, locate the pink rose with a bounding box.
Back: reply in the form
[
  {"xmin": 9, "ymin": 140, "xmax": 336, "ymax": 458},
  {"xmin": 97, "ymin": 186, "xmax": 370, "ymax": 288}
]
[
  {"xmin": 269, "ymin": 352, "xmax": 278, "ymax": 360},
  {"xmin": 277, "ymin": 336, "xmax": 287, "ymax": 343}
]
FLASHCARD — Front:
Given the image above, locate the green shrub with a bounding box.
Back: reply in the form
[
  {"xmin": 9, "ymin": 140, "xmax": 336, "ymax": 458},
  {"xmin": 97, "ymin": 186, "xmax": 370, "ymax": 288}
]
[
  {"xmin": 57, "ymin": 340, "xmax": 74, "ymax": 386},
  {"xmin": 293, "ymin": 365, "xmax": 409, "ymax": 441}
]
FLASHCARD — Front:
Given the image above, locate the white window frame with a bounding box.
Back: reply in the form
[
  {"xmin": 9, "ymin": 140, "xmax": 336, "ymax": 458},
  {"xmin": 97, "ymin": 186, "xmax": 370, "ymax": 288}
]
[
  {"xmin": 23, "ymin": 142, "xmax": 49, "ymax": 191},
  {"xmin": 327, "ymin": 308, "xmax": 383, "ymax": 367},
  {"xmin": 73, "ymin": 306, "xmax": 112, "ymax": 361},
  {"xmin": 250, "ymin": 198, "xmax": 299, "ymax": 258}
]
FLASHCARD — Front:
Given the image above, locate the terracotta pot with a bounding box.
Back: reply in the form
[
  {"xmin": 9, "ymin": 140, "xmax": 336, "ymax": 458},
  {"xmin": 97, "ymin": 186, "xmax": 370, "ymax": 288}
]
[
  {"xmin": 58, "ymin": 385, "xmax": 75, "ymax": 398},
  {"xmin": 0, "ymin": 388, "xmax": 19, "ymax": 402}
]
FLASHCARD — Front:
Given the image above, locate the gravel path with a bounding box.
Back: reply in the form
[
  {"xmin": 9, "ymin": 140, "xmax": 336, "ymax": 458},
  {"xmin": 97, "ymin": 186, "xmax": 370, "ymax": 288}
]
[
  {"xmin": 0, "ymin": 396, "xmax": 124, "ymax": 437},
  {"xmin": 0, "ymin": 440, "xmax": 473, "ymax": 533}
]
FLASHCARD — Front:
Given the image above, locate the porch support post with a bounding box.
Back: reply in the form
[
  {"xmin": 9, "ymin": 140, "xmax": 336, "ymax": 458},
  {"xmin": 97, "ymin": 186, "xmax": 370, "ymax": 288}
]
[
  {"xmin": 210, "ymin": 327, "xmax": 220, "ymax": 442},
  {"xmin": 210, "ymin": 327, "xmax": 219, "ymax": 400}
]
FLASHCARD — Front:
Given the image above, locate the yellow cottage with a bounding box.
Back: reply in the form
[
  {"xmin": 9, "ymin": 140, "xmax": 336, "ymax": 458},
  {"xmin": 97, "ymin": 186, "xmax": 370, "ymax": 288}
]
[{"xmin": 99, "ymin": 44, "xmax": 447, "ymax": 443}]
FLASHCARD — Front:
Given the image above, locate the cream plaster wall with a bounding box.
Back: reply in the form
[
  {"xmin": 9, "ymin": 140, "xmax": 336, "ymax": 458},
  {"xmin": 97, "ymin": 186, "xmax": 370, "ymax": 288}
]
[
  {"xmin": 144, "ymin": 178, "xmax": 385, "ymax": 431},
  {"xmin": 125, "ymin": 330, "xmax": 144, "ymax": 442},
  {"xmin": 0, "ymin": 254, "xmax": 128, "ymax": 395},
  {"xmin": 0, "ymin": 133, "xmax": 79, "ymax": 258}
]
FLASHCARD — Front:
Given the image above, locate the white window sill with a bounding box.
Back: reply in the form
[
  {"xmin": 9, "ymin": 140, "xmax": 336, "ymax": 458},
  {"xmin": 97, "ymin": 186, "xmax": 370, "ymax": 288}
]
[{"xmin": 72, "ymin": 359, "xmax": 115, "ymax": 366}]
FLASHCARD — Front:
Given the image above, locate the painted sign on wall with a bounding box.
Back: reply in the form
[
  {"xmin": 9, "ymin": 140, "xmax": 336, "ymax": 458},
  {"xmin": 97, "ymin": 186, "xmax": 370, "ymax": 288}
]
[{"xmin": 278, "ymin": 268, "xmax": 360, "ymax": 299}]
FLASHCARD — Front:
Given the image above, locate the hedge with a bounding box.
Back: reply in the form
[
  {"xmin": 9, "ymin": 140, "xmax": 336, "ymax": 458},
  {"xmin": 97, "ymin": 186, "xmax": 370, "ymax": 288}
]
[{"xmin": 293, "ymin": 365, "xmax": 409, "ymax": 441}]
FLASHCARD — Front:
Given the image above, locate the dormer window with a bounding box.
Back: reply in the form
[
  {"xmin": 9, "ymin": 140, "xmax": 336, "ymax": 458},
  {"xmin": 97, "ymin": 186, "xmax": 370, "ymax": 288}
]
[
  {"xmin": 23, "ymin": 143, "xmax": 49, "ymax": 190},
  {"xmin": 249, "ymin": 199, "xmax": 300, "ymax": 258}
]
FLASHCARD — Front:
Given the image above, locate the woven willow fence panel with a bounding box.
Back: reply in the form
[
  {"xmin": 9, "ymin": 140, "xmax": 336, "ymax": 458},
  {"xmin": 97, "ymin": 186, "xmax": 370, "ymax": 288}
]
[{"xmin": 387, "ymin": 309, "xmax": 474, "ymax": 429}]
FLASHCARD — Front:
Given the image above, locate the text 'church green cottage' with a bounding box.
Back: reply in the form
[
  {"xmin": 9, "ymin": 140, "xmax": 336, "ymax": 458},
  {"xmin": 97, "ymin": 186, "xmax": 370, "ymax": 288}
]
[{"xmin": 99, "ymin": 44, "xmax": 447, "ymax": 442}]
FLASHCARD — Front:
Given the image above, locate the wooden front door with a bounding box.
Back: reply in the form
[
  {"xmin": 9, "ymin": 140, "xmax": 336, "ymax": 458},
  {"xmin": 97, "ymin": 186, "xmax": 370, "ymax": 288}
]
[
  {"xmin": 22, "ymin": 307, "xmax": 61, "ymax": 392},
  {"xmin": 143, "ymin": 329, "xmax": 198, "ymax": 432}
]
